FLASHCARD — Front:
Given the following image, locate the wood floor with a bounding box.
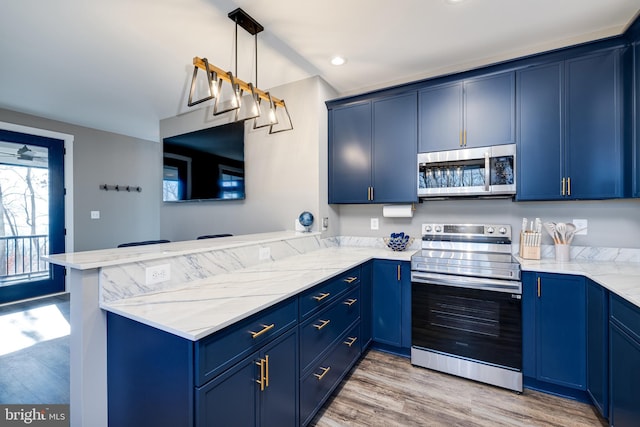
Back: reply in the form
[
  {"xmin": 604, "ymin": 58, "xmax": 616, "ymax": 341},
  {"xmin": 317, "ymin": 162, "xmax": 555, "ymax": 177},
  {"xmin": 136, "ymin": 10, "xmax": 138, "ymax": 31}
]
[
  {"xmin": 0, "ymin": 294, "xmax": 70, "ymax": 404},
  {"xmin": 311, "ymin": 349, "xmax": 607, "ymax": 427}
]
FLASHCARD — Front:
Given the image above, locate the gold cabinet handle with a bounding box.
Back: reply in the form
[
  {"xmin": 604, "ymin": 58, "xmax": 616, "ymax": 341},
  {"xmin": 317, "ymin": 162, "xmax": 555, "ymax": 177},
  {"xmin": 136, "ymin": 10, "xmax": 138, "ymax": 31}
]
[
  {"xmin": 313, "ymin": 292, "xmax": 330, "ymax": 301},
  {"xmin": 314, "ymin": 366, "xmax": 331, "ymax": 381},
  {"xmin": 344, "ymin": 276, "xmax": 358, "ymax": 284},
  {"xmin": 343, "ymin": 336, "xmax": 358, "ymax": 347},
  {"xmin": 464, "ymin": 130, "xmax": 467, "ymax": 147},
  {"xmin": 367, "ymin": 187, "xmax": 371, "ymax": 201},
  {"xmin": 313, "ymin": 319, "xmax": 331, "ymax": 330},
  {"xmin": 370, "ymin": 186, "xmax": 374, "ymax": 201},
  {"xmin": 537, "ymin": 277, "xmax": 541, "ymax": 298},
  {"xmin": 265, "ymin": 355, "xmax": 269, "ymax": 388},
  {"xmin": 250, "ymin": 323, "xmax": 275, "ymax": 339},
  {"xmin": 567, "ymin": 177, "xmax": 571, "ymax": 196},
  {"xmin": 397, "ymin": 264, "xmax": 401, "ymax": 281},
  {"xmin": 561, "ymin": 177, "xmax": 566, "ymax": 196},
  {"xmin": 343, "ymin": 298, "xmax": 358, "ymax": 307},
  {"xmin": 256, "ymin": 358, "xmax": 265, "ymax": 391}
]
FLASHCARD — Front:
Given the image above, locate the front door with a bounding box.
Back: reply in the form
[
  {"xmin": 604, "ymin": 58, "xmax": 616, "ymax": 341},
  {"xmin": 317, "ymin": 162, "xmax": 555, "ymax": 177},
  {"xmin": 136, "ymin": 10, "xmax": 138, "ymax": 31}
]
[{"xmin": 0, "ymin": 129, "xmax": 65, "ymax": 304}]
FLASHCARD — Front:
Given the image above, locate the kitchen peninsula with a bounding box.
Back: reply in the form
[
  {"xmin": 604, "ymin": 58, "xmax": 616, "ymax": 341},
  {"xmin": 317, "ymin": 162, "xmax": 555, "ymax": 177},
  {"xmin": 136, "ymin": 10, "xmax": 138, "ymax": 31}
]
[{"xmin": 46, "ymin": 232, "xmax": 640, "ymax": 426}]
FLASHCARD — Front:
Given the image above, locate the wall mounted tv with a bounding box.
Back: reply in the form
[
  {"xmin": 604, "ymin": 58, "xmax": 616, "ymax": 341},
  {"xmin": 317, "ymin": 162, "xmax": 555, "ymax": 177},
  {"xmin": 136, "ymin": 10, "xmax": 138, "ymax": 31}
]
[{"xmin": 162, "ymin": 121, "xmax": 245, "ymax": 202}]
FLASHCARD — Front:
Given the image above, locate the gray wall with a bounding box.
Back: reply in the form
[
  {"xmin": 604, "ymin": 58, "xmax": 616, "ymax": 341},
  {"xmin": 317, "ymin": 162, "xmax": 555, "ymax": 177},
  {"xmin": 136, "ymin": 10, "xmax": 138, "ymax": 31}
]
[
  {"xmin": 335, "ymin": 198, "xmax": 640, "ymax": 248},
  {"xmin": 0, "ymin": 108, "xmax": 161, "ymax": 251},
  {"xmin": 159, "ymin": 76, "xmax": 339, "ymax": 242}
]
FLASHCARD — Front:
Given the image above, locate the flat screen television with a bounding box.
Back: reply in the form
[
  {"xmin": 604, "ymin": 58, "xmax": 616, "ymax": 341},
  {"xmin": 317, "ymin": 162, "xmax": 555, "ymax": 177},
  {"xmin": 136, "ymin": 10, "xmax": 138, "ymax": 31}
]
[{"xmin": 162, "ymin": 121, "xmax": 245, "ymax": 202}]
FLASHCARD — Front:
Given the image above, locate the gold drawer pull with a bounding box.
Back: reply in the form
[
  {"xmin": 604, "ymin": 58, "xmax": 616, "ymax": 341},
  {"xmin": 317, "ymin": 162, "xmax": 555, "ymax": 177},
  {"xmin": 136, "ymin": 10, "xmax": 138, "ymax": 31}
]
[
  {"xmin": 343, "ymin": 336, "xmax": 358, "ymax": 347},
  {"xmin": 255, "ymin": 358, "xmax": 265, "ymax": 391},
  {"xmin": 250, "ymin": 323, "xmax": 275, "ymax": 339},
  {"xmin": 343, "ymin": 276, "xmax": 358, "ymax": 284},
  {"xmin": 343, "ymin": 298, "xmax": 358, "ymax": 307},
  {"xmin": 265, "ymin": 355, "xmax": 269, "ymax": 387},
  {"xmin": 313, "ymin": 292, "xmax": 330, "ymax": 301},
  {"xmin": 314, "ymin": 366, "xmax": 331, "ymax": 381},
  {"xmin": 313, "ymin": 319, "xmax": 331, "ymax": 330}
]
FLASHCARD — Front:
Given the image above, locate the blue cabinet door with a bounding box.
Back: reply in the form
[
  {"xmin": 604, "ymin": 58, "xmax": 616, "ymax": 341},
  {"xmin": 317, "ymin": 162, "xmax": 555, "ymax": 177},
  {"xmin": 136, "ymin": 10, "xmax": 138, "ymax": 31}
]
[
  {"xmin": 536, "ymin": 273, "xmax": 586, "ymax": 390},
  {"xmin": 634, "ymin": 41, "xmax": 640, "ymax": 198},
  {"xmin": 418, "ymin": 82, "xmax": 463, "ymax": 152},
  {"xmin": 372, "ymin": 260, "xmax": 410, "ymax": 349},
  {"xmin": 464, "ymin": 71, "xmax": 515, "ymax": 149},
  {"xmin": 259, "ymin": 329, "xmax": 298, "ymax": 427},
  {"xmin": 516, "ymin": 62, "xmax": 564, "ymax": 200},
  {"xmin": 328, "ymin": 101, "xmax": 372, "ymax": 203},
  {"xmin": 360, "ymin": 261, "xmax": 373, "ymax": 348},
  {"xmin": 586, "ymin": 279, "xmax": 608, "ymax": 418},
  {"xmin": 372, "ymin": 260, "xmax": 402, "ymax": 347},
  {"xmin": 610, "ymin": 323, "xmax": 640, "ymax": 427},
  {"xmin": 372, "ymin": 93, "xmax": 418, "ymax": 203},
  {"xmin": 565, "ymin": 49, "xmax": 625, "ymax": 199}
]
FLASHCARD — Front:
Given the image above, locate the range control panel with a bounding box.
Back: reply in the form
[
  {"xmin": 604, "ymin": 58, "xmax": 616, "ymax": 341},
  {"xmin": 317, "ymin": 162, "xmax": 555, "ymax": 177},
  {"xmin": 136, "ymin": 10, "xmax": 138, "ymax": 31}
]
[{"xmin": 421, "ymin": 223, "xmax": 512, "ymax": 239}]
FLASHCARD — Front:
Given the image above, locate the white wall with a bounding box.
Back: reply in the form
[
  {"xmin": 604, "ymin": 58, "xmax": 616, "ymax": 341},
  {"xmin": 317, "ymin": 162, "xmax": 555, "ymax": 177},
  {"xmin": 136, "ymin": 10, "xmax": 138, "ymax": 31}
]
[
  {"xmin": 160, "ymin": 76, "xmax": 339, "ymax": 242},
  {"xmin": 335, "ymin": 198, "xmax": 640, "ymax": 248}
]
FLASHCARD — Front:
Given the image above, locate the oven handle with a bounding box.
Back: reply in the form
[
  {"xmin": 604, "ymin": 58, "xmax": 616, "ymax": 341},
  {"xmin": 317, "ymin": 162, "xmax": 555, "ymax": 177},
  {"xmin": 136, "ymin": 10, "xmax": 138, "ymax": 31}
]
[{"xmin": 411, "ymin": 271, "xmax": 522, "ymax": 295}]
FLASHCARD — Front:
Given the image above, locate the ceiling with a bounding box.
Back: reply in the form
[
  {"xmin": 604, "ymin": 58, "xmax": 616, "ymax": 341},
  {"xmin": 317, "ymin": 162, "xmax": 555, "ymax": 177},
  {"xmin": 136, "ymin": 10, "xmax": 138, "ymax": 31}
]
[{"xmin": 1, "ymin": 0, "xmax": 638, "ymax": 142}]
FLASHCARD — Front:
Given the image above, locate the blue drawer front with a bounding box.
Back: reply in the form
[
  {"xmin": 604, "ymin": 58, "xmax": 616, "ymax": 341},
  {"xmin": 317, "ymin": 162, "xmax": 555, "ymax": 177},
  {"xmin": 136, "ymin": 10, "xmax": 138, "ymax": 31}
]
[
  {"xmin": 610, "ymin": 294, "xmax": 640, "ymax": 342},
  {"xmin": 300, "ymin": 267, "xmax": 361, "ymax": 319},
  {"xmin": 300, "ymin": 287, "xmax": 360, "ymax": 372},
  {"xmin": 195, "ymin": 298, "xmax": 297, "ymax": 386},
  {"xmin": 300, "ymin": 322, "xmax": 361, "ymax": 426}
]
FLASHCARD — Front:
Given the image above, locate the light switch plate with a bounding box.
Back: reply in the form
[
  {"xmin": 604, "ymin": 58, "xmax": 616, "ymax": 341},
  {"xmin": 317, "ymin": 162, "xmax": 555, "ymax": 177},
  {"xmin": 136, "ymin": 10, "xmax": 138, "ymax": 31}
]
[
  {"xmin": 572, "ymin": 219, "xmax": 588, "ymax": 235},
  {"xmin": 370, "ymin": 218, "xmax": 379, "ymax": 230},
  {"xmin": 259, "ymin": 247, "xmax": 271, "ymax": 261},
  {"xmin": 90, "ymin": 210, "xmax": 100, "ymax": 219}
]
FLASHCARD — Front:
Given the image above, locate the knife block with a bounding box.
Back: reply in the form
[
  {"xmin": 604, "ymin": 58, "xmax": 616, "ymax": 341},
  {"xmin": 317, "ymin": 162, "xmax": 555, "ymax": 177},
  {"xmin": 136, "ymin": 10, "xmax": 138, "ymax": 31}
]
[{"xmin": 519, "ymin": 231, "xmax": 541, "ymax": 260}]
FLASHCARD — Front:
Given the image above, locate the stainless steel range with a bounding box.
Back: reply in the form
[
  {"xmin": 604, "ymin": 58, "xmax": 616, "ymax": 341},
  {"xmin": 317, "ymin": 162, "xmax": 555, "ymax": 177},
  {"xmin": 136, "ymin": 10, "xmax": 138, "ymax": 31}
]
[{"xmin": 410, "ymin": 223, "xmax": 523, "ymax": 392}]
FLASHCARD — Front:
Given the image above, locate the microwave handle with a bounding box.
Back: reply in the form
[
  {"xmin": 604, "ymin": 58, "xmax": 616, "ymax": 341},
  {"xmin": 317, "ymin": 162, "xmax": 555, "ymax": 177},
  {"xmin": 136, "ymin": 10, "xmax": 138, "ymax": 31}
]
[{"xmin": 484, "ymin": 151, "xmax": 490, "ymax": 192}]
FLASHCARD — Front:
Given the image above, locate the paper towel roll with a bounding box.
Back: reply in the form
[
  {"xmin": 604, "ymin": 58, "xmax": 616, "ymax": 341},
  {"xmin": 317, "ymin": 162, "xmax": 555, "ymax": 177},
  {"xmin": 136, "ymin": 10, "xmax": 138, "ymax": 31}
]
[{"xmin": 382, "ymin": 204, "xmax": 413, "ymax": 218}]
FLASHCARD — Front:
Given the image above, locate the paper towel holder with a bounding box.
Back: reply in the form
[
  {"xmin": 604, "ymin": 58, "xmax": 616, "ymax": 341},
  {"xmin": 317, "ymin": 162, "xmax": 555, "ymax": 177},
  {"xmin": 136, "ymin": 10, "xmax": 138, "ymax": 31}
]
[{"xmin": 382, "ymin": 204, "xmax": 414, "ymax": 218}]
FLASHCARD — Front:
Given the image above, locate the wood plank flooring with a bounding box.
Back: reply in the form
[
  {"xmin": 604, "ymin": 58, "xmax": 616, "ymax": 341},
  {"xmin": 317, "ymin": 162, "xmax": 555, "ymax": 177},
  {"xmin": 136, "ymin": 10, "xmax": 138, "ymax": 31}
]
[{"xmin": 311, "ymin": 349, "xmax": 607, "ymax": 427}]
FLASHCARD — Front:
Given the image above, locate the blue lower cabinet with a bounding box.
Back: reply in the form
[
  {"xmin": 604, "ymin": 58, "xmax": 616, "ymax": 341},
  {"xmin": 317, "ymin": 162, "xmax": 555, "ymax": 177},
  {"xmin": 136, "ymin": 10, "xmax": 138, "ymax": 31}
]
[
  {"xmin": 586, "ymin": 279, "xmax": 608, "ymax": 418},
  {"xmin": 300, "ymin": 322, "xmax": 361, "ymax": 426},
  {"xmin": 372, "ymin": 260, "xmax": 411, "ymax": 351},
  {"xmin": 196, "ymin": 329, "xmax": 298, "ymax": 427},
  {"xmin": 609, "ymin": 294, "xmax": 640, "ymax": 427},
  {"xmin": 522, "ymin": 272, "xmax": 587, "ymax": 396}
]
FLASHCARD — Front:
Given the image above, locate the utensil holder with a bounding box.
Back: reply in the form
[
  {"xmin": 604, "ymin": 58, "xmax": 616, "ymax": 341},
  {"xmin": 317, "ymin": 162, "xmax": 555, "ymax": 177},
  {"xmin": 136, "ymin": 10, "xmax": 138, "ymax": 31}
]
[
  {"xmin": 519, "ymin": 231, "xmax": 541, "ymax": 260},
  {"xmin": 555, "ymin": 244, "xmax": 570, "ymax": 262}
]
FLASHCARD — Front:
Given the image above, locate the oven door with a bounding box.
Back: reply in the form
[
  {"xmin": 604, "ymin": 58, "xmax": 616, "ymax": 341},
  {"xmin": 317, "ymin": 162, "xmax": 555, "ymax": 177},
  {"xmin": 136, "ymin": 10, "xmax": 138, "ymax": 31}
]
[{"xmin": 411, "ymin": 272, "xmax": 522, "ymax": 370}]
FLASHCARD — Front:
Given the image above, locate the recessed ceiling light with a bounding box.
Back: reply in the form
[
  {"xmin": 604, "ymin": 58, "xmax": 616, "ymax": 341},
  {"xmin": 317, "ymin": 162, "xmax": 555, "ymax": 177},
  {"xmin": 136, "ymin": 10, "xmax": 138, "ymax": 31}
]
[
  {"xmin": 445, "ymin": 0, "xmax": 467, "ymax": 4},
  {"xmin": 331, "ymin": 56, "xmax": 347, "ymax": 66}
]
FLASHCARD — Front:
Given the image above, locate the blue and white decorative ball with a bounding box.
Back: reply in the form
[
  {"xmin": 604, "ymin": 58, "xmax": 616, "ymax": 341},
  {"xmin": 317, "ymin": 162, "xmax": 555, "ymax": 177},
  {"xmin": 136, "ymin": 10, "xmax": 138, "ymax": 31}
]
[{"xmin": 298, "ymin": 211, "xmax": 314, "ymax": 231}]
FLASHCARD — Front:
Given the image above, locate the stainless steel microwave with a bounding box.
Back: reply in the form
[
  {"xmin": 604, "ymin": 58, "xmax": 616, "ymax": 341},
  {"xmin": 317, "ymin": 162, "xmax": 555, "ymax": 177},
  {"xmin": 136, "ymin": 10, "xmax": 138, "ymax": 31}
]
[{"xmin": 417, "ymin": 144, "xmax": 516, "ymax": 198}]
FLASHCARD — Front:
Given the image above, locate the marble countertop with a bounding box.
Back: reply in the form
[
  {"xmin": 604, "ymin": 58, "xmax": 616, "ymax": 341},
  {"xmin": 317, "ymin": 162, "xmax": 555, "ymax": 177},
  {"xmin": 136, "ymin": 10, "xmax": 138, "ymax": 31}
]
[
  {"xmin": 45, "ymin": 231, "xmax": 321, "ymax": 270},
  {"xmin": 102, "ymin": 246, "xmax": 413, "ymax": 341},
  {"xmin": 97, "ymin": 236, "xmax": 640, "ymax": 342},
  {"xmin": 518, "ymin": 257, "xmax": 640, "ymax": 308}
]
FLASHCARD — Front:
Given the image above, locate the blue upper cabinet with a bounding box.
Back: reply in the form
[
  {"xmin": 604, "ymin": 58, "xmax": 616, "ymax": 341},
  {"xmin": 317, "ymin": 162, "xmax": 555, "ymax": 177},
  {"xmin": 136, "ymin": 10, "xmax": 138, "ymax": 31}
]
[
  {"xmin": 328, "ymin": 101, "xmax": 372, "ymax": 203},
  {"xmin": 517, "ymin": 48, "xmax": 628, "ymax": 201},
  {"xmin": 516, "ymin": 62, "xmax": 564, "ymax": 200},
  {"xmin": 565, "ymin": 49, "xmax": 626, "ymax": 199},
  {"xmin": 634, "ymin": 40, "xmax": 640, "ymax": 198},
  {"xmin": 419, "ymin": 71, "xmax": 515, "ymax": 152},
  {"xmin": 328, "ymin": 92, "xmax": 417, "ymax": 204}
]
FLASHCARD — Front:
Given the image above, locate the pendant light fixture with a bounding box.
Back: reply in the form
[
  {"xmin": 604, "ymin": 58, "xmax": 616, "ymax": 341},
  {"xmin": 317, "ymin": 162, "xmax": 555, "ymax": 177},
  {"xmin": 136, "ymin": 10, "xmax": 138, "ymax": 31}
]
[{"xmin": 187, "ymin": 8, "xmax": 292, "ymax": 133}]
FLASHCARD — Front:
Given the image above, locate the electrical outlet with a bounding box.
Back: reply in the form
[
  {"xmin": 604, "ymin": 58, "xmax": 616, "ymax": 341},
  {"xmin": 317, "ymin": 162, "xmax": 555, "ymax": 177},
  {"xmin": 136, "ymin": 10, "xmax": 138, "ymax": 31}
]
[
  {"xmin": 259, "ymin": 247, "xmax": 271, "ymax": 261},
  {"xmin": 371, "ymin": 218, "xmax": 379, "ymax": 230},
  {"xmin": 322, "ymin": 217, "xmax": 329, "ymax": 230},
  {"xmin": 90, "ymin": 210, "xmax": 100, "ymax": 219},
  {"xmin": 145, "ymin": 264, "xmax": 171, "ymax": 285},
  {"xmin": 572, "ymin": 219, "xmax": 588, "ymax": 235}
]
